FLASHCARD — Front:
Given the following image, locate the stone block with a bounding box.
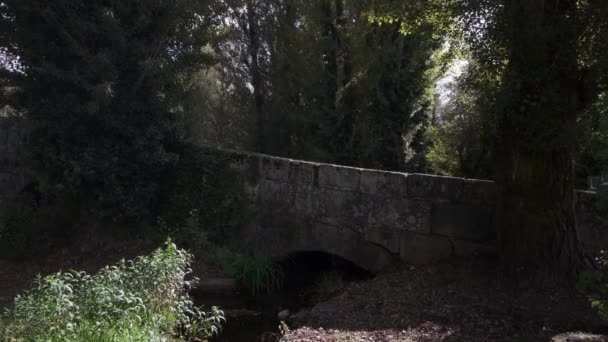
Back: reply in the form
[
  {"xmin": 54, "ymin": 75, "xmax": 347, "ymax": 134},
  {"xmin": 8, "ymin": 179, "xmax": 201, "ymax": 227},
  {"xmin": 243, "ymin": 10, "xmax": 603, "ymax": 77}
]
[
  {"xmin": 369, "ymin": 198, "xmax": 431, "ymax": 233},
  {"xmin": 365, "ymin": 226, "xmax": 400, "ymax": 253},
  {"xmin": 383, "ymin": 172, "xmax": 408, "ymax": 196},
  {"xmin": 289, "ymin": 161, "xmax": 316, "ymax": 186},
  {"xmin": 451, "ymin": 239, "xmax": 497, "ymax": 257},
  {"xmin": 407, "ymin": 173, "xmax": 433, "ymax": 197},
  {"xmin": 260, "ymin": 156, "xmax": 290, "ymax": 182},
  {"xmin": 0, "ymin": 146, "xmax": 14, "ymax": 163},
  {"xmin": 0, "ymin": 173, "xmax": 15, "ymax": 194},
  {"xmin": 399, "ymin": 231, "xmax": 453, "ymax": 264},
  {"xmin": 359, "ymin": 170, "xmax": 384, "ymax": 194},
  {"xmin": 241, "ymin": 180, "xmax": 259, "ymax": 203},
  {"xmin": 285, "ymin": 222, "xmax": 395, "ymax": 273},
  {"xmin": 407, "ymin": 174, "xmax": 464, "ymax": 201},
  {"xmin": 359, "ymin": 170, "xmax": 407, "ymax": 196},
  {"xmin": 318, "ymin": 164, "xmax": 361, "ymax": 191},
  {"xmin": 232, "ymin": 154, "xmax": 261, "ymax": 185},
  {"xmin": 405, "ymin": 200, "xmax": 432, "ymax": 233},
  {"xmin": 588, "ymin": 176, "xmax": 603, "ymax": 191},
  {"xmin": 463, "ymin": 179, "xmax": 496, "ymax": 204},
  {"xmin": 369, "ymin": 196, "xmax": 404, "ymax": 228},
  {"xmin": 294, "ymin": 186, "xmax": 313, "ymax": 216},
  {"xmin": 430, "ymin": 204, "xmax": 495, "ymax": 242},
  {"xmin": 257, "ymin": 179, "xmax": 294, "ymax": 210},
  {"xmin": 226, "ymin": 151, "xmax": 250, "ymax": 171},
  {"xmin": 314, "ymin": 189, "xmax": 363, "ymax": 230},
  {"xmin": 227, "ymin": 153, "xmax": 260, "ymax": 180},
  {"xmin": 0, "ymin": 162, "xmax": 12, "ymax": 174}
]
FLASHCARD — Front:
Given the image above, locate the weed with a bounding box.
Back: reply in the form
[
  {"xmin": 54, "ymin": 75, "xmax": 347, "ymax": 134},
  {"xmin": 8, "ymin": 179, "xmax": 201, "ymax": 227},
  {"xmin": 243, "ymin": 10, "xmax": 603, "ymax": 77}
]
[
  {"xmin": 0, "ymin": 240, "xmax": 224, "ymax": 341},
  {"xmin": 578, "ymin": 251, "xmax": 608, "ymax": 319},
  {"xmin": 211, "ymin": 247, "xmax": 284, "ymax": 294}
]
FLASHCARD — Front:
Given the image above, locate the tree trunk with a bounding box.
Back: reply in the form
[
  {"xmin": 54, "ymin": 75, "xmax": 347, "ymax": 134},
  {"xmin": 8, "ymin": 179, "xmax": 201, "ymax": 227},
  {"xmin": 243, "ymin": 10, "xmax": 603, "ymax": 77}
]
[
  {"xmin": 496, "ymin": 0, "xmax": 585, "ymax": 279},
  {"xmin": 496, "ymin": 145, "xmax": 584, "ymax": 278},
  {"xmin": 320, "ymin": 0, "xmax": 338, "ymax": 108},
  {"xmin": 334, "ymin": 0, "xmax": 352, "ymax": 88},
  {"xmin": 246, "ymin": 0, "xmax": 265, "ymax": 153},
  {"xmin": 266, "ymin": 0, "xmax": 298, "ymax": 156}
]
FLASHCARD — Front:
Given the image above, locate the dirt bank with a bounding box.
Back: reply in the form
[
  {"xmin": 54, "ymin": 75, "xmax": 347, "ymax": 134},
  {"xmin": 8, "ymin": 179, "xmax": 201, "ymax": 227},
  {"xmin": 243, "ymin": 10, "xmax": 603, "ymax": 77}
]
[{"xmin": 286, "ymin": 259, "xmax": 608, "ymax": 341}]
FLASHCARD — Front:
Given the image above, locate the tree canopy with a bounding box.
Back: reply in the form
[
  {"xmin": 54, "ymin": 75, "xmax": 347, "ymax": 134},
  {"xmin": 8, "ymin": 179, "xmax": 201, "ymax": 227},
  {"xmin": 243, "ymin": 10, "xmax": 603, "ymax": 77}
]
[
  {"xmin": 0, "ymin": 0, "xmax": 220, "ymax": 219},
  {"xmin": 1, "ymin": 0, "xmax": 608, "ymax": 279}
]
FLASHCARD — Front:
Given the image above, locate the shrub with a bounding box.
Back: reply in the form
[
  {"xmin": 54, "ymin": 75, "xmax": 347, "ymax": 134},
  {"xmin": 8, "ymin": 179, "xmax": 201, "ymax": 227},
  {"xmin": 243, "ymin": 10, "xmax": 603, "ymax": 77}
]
[
  {"xmin": 578, "ymin": 251, "xmax": 608, "ymax": 319},
  {"xmin": 212, "ymin": 247, "xmax": 284, "ymax": 295},
  {"xmin": 157, "ymin": 146, "xmax": 245, "ymax": 249},
  {"xmin": 0, "ymin": 240, "xmax": 224, "ymax": 341},
  {"xmin": 0, "ymin": 186, "xmax": 82, "ymax": 260}
]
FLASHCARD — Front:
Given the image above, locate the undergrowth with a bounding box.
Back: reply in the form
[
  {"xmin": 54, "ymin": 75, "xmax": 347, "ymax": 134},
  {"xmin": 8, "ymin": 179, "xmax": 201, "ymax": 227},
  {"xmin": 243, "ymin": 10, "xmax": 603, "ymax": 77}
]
[
  {"xmin": 211, "ymin": 247, "xmax": 284, "ymax": 295},
  {"xmin": 159, "ymin": 214, "xmax": 283, "ymax": 295},
  {"xmin": 0, "ymin": 240, "xmax": 224, "ymax": 341},
  {"xmin": 578, "ymin": 251, "xmax": 608, "ymax": 319}
]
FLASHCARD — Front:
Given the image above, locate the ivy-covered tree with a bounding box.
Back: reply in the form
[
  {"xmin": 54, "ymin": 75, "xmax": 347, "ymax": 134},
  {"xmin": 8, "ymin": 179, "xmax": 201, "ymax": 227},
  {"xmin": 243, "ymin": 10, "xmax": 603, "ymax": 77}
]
[
  {"xmin": 578, "ymin": 94, "xmax": 608, "ymax": 185},
  {"xmin": 378, "ymin": 0, "xmax": 608, "ymax": 279},
  {"xmin": 484, "ymin": 0, "xmax": 607, "ymax": 277}
]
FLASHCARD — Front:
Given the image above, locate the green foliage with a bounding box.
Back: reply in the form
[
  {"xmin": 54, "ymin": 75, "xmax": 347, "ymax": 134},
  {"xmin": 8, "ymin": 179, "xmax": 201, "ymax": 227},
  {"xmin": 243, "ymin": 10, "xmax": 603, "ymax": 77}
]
[
  {"xmin": 334, "ymin": 10, "xmax": 442, "ymax": 171},
  {"xmin": 214, "ymin": 0, "xmax": 447, "ymax": 172},
  {"xmin": 426, "ymin": 61, "xmax": 498, "ymax": 178},
  {"xmin": 158, "ymin": 155, "xmax": 278, "ymax": 294},
  {"xmin": 278, "ymin": 321, "xmax": 290, "ymax": 341},
  {"xmin": 0, "ymin": 0, "xmax": 218, "ymax": 221},
  {"xmin": 157, "ymin": 146, "xmax": 245, "ymax": 248},
  {"xmin": 183, "ymin": 66, "xmax": 250, "ymax": 150},
  {"xmin": 211, "ymin": 247, "xmax": 283, "ymax": 295},
  {"xmin": 578, "ymin": 93, "xmax": 608, "ymax": 184},
  {"xmin": 0, "ymin": 186, "xmax": 82, "ymax": 260},
  {"xmin": 578, "ymin": 251, "xmax": 608, "ymax": 319},
  {"xmin": 426, "ymin": 123, "xmax": 461, "ymax": 176},
  {"xmin": 368, "ymin": 0, "xmax": 458, "ymax": 38},
  {"xmin": 0, "ymin": 240, "xmax": 224, "ymax": 341}
]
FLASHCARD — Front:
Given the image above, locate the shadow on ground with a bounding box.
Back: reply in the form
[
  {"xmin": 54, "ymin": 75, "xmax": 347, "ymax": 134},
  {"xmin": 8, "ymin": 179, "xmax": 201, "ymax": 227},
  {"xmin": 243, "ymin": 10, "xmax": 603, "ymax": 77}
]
[{"xmin": 287, "ymin": 259, "xmax": 608, "ymax": 341}]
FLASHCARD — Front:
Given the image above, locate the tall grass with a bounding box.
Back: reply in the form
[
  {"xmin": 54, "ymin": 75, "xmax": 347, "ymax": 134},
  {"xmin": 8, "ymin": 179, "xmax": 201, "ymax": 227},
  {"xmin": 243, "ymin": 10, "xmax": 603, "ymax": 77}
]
[
  {"xmin": 579, "ymin": 251, "xmax": 608, "ymax": 320},
  {"xmin": 0, "ymin": 240, "xmax": 224, "ymax": 341},
  {"xmin": 212, "ymin": 247, "xmax": 283, "ymax": 295}
]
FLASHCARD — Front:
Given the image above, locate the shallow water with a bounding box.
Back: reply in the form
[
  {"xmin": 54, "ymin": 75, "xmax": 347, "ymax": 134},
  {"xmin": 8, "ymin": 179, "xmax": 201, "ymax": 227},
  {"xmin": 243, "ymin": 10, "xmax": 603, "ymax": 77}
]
[
  {"xmin": 193, "ymin": 291, "xmax": 292, "ymax": 341},
  {"xmin": 194, "ymin": 252, "xmax": 374, "ymax": 341}
]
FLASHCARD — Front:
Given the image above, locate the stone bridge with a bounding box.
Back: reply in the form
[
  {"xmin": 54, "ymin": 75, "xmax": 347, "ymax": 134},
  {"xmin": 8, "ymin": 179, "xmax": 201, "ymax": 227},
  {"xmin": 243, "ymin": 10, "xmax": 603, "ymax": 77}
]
[
  {"xmin": 218, "ymin": 149, "xmax": 605, "ymax": 273},
  {"xmin": 0, "ymin": 114, "xmax": 603, "ymax": 273}
]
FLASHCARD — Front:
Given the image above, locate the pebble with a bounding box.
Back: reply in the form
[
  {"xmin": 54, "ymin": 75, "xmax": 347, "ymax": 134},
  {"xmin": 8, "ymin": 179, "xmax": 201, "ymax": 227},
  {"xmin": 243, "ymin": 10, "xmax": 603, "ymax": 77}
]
[{"xmin": 278, "ymin": 309, "xmax": 290, "ymax": 321}]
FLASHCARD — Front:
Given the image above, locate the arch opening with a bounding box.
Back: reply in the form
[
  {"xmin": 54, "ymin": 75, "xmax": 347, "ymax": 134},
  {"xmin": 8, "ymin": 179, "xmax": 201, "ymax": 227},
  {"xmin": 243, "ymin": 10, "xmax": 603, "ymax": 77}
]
[
  {"xmin": 274, "ymin": 250, "xmax": 374, "ymax": 309},
  {"xmin": 193, "ymin": 251, "xmax": 376, "ymax": 341}
]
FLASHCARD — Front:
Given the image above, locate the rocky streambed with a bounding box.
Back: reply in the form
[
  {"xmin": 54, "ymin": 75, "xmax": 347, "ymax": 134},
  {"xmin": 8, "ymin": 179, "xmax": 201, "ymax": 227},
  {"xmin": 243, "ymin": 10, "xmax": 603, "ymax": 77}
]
[{"xmin": 193, "ymin": 252, "xmax": 374, "ymax": 341}]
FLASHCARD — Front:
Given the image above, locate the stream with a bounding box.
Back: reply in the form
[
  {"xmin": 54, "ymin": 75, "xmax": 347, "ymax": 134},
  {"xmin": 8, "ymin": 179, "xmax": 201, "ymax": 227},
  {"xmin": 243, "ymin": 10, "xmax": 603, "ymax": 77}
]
[{"xmin": 193, "ymin": 252, "xmax": 374, "ymax": 341}]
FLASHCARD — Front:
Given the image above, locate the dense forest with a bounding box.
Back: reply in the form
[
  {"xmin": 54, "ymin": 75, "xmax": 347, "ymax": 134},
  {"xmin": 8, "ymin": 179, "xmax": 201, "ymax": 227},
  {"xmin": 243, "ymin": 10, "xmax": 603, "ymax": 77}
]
[
  {"xmin": 1, "ymin": 1, "xmax": 608, "ymax": 339},
  {"xmin": 2, "ymin": 0, "xmax": 608, "ymax": 277}
]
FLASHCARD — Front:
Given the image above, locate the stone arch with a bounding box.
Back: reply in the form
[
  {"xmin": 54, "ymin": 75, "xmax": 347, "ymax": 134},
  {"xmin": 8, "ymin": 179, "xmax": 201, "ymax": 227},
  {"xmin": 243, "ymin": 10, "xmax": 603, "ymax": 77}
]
[
  {"xmin": 240, "ymin": 220, "xmax": 396, "ymax": 274},
  {"xmin": 271, "ymin": 246, "xmax": 392, "ymax": 274}
]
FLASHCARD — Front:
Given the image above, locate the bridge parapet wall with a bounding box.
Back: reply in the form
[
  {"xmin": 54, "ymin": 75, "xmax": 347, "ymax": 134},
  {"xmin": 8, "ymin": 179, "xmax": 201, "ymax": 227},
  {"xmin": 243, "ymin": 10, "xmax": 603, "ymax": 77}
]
[
  {"xmin": 219, "ymin": 150, "xmax": 494, "ymax": 268},
  {"xmin": 217, "ymin": 149, "xmax": 607, "ymax": 269},
  {"xmin": 0, "ymin": 118, "xmax": 603, "ymax": 271}
]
